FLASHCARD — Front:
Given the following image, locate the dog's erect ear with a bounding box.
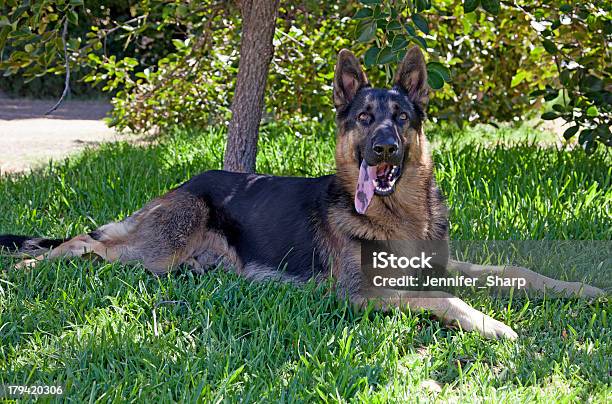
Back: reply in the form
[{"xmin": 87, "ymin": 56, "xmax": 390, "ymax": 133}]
[
  {"xmin": 333, "ymin": 49, "xmax": 369, "ymax": 110},
  {"xmin": 393, "ymin": 46, "xmax": 429, "ymax": 110}
]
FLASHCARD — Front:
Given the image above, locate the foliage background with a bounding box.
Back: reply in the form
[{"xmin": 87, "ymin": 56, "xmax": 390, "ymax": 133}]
[{"xmin": 0, "ymin": 0, "xmax": 610, "ymax": 146}]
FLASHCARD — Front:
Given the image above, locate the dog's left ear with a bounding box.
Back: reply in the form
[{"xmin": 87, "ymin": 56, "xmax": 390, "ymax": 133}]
[
  {"xmin": 393, "ymin": 46, "xmax": 429, "ymax": 111},
  {"xmin": 333, "ymin": 49, "xmax": 369, "ymax": 111}
]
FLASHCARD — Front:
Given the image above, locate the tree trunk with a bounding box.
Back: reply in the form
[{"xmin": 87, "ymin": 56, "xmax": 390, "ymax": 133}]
[{"xmin": 223, "ymin": 0, "xmax": 280, "ymax": 173}]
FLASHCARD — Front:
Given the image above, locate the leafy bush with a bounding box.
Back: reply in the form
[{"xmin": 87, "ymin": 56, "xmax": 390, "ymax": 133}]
[{"xmin": 1, "ymin": 1, "xmax": 609, "ymax": 151}]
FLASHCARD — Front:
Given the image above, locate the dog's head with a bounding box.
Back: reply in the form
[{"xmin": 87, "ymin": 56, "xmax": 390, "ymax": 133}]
[{"xmin": 333, "ymin": 46, "xmax": 429, "ymax": 214}]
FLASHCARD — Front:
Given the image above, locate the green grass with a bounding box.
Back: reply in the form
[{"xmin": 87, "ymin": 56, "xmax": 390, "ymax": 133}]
[{"xmin": 0, "ymin": 123, "xmax": 610, "ymax": 402}]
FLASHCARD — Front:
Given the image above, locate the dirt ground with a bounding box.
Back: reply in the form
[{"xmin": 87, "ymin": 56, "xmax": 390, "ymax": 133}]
[{"xmin": 0, "ymin": 94, "xmax": 126, "ymax": 174}]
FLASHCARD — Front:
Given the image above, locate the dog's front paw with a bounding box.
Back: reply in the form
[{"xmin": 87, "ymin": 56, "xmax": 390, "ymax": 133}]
[
  {"xmin": 444, "ymin": 298, "xmax": 519, "ymax": 340},
  {"xmin": 453, "ymin": 311, "xmax": 518, "ymax": 340},
  {"xmin": 475, "ymin": 315, "xmax": 518, "ymax": 340}
]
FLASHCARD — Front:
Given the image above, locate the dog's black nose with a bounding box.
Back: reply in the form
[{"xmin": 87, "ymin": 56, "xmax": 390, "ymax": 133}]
[{"xmin": 372, "ymin": 133, "xmax": 399, "ymax": 157}]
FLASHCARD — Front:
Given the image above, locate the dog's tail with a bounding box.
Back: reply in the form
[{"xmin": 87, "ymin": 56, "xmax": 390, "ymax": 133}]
[{"xmin": 0, "ymin": 234, "xmax": 67, "ymax": 257}]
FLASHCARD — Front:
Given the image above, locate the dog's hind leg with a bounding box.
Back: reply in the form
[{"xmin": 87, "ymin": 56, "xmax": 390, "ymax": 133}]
[
  {"xmin": 15, "ymin": 190, "xmax": 211, "ymax": 275},
  {"xmin": 14, "ymin": 231, "xmax": 123, "ymax": 269},
  {"xmin": 447, "ymin": 260, "xmax": 605, "ymax": 298}
]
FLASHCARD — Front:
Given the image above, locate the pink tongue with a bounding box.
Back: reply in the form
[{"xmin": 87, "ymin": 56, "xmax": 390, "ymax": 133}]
[{"xmin": 354, "ymin": 160, "xmax": 377, "ymax": 214}]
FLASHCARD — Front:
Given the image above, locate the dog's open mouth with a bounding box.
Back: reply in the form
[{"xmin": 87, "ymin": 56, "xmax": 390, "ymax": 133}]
[
  {"xmin": 372, "ymin": 163, "xmax": 400, "ymax": 195},
  {"xmin": 354, "ymin": 160, "xmax": 401, "ymax": 214}
]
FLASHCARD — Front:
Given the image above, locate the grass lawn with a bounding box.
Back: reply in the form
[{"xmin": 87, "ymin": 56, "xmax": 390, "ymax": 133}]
[{"xmin": 0, "ymin": 122, "xmax": 610, "ymax": 402}]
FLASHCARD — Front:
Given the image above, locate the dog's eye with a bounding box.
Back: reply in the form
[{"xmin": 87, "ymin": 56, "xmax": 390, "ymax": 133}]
[
  {"xmin": 398, "ymin": 112, "xmax": 408, "ymax": 121},
  {"xmin": 357, "ymin": 112, "xmax": 371, "ymax": 123}
]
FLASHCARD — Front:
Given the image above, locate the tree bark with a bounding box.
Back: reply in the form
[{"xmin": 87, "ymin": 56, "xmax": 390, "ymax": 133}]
[{"xmin": 223, "ymin": 0, "xmax": 280, "ymax": 173}]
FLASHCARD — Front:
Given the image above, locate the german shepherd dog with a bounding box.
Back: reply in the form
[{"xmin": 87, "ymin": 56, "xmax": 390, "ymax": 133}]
[{"xmin": 0, "ymin": 47, "xmax": 603, "ymax": 340}]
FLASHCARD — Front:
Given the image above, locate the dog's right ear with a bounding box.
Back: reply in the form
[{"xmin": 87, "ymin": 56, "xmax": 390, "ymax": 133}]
[
  {"xmin": 393, "ymin": 46, "xmax": 429, "ymax": 111},
  {"xmin": 333, "ymin": 49, "xmax": 369, "ymax": 111}
]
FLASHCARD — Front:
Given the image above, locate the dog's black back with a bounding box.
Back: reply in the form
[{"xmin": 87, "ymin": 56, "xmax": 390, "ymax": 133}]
[{"xmin": 180, "ymin": 170, "xmax": 340, "ymax": 280}]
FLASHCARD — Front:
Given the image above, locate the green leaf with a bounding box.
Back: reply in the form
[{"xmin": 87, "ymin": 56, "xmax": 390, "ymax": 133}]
[
  {"xmin": 386, "ymin": 21, "xmax": 402, "ymax": 30},
  {"xmin": 412, "ymin": 14, "xmax": 429, "ymax": 35},
  {"xmin": 354, "ymin": 8, "xmax": 373, "ymax": 19},
  {"xmin": 391, "ymin": 35, "xmax": 409, "ymax": 51},
  {"xmin": 68, "ymin": 10, "xmax": 79, "ymax": 25},
  {"xmin": 364, "ymin": 46, "xmax": 380, "ymax": 67},
  {"xmin": 586, "ymin": 106, "xmax": 598, "ymax": 117},
  {"xmin": 559, "ymin": 4, "xmax": 572, "ymax": 13},
  {"xmin": 416, "ymin": 0, "xmax": 431, "ymax": 12},
  {"xmin": 410, "ymin": 35, "xmax": 427, "ymax": 48},
  {"xmin": 584, "ymin": 140, "xmax": 598, "ymax": 154},
  {"xmin": 69, "ymin": 0, "xmax": 84, "ymax": 5},
  {"xmin": 541, "ymin": 111, "xmax": 558, "ymax": 120},
  {"xmin": 582, "ymin": 75, "xmax": 603, "ymax": 92},
  {"xmin": 0, "ymin": 26, "xmax": 10, "ymax": 51},
  {"xmin": 542, "ymin": 39, "xmax": 557, "ymax": 54},
  {"xmin": 563, "ymin": 125, "xmax": 579, "ymax": 140},
  {"xmin": 375, "ymin": 19, "xmax": 387, "ymax": 29},
  {"xmin": 595, "ymin": 124, "xmax": 611, "ymax": 141},
  {"xmin": 463, "ymin": 0, "xmax": 480, "ymax": 13},
  {"xmin": 357, "ymin": 21, "xmax": 377, "ymax": 43},
  {"xmin": 559, "ymin": 69, "xmax": 572, "ymax": 86},
  {"xmin": 530, "ymin": 89, "xmax": 546, "ymax": 97},
  {"xmin": 552, "ymin": 104, "xmax": 566, "ymax": 113},
  {"xmin": 481, "ymin": 0, "xmax": 500, "ymax": 15},
  {"xmin": 176, "ymin": 4, "xmax": 189, "ymax": 17},
  {"xmin": 427, "ymin": 69, "xmax": 444, "ymax": 89},
  {"xmin": 578, "ymin": 129, "xmax": 597, "ymax": 154},
  {"xmin": 395, "ymin": 48, "xmax": 407, "ymax": 62},
  {"xmin": 578, "ymin": 129, "xmax": 593, "ymax": 144},
  {"xmin": 511, "ymin": 70, "xmax": 528, "ymax": 88},
  {"xmin": 404, "ymin": 23, "xmax": 416, "ymax": 37},
  {"xmin": 543, "ymin": 89, "xmax": 559, "ymax": 101},
  {"xmin": 427, "ymin": 62, "xmax": 451, "ymax": 82},
  {"xmin": 378, "ymin": 47, "xmax": 395, "ymax": 64},
  {"xmin": 359, "ymin": 0, "xmax": 382, "ymax": 5}
]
